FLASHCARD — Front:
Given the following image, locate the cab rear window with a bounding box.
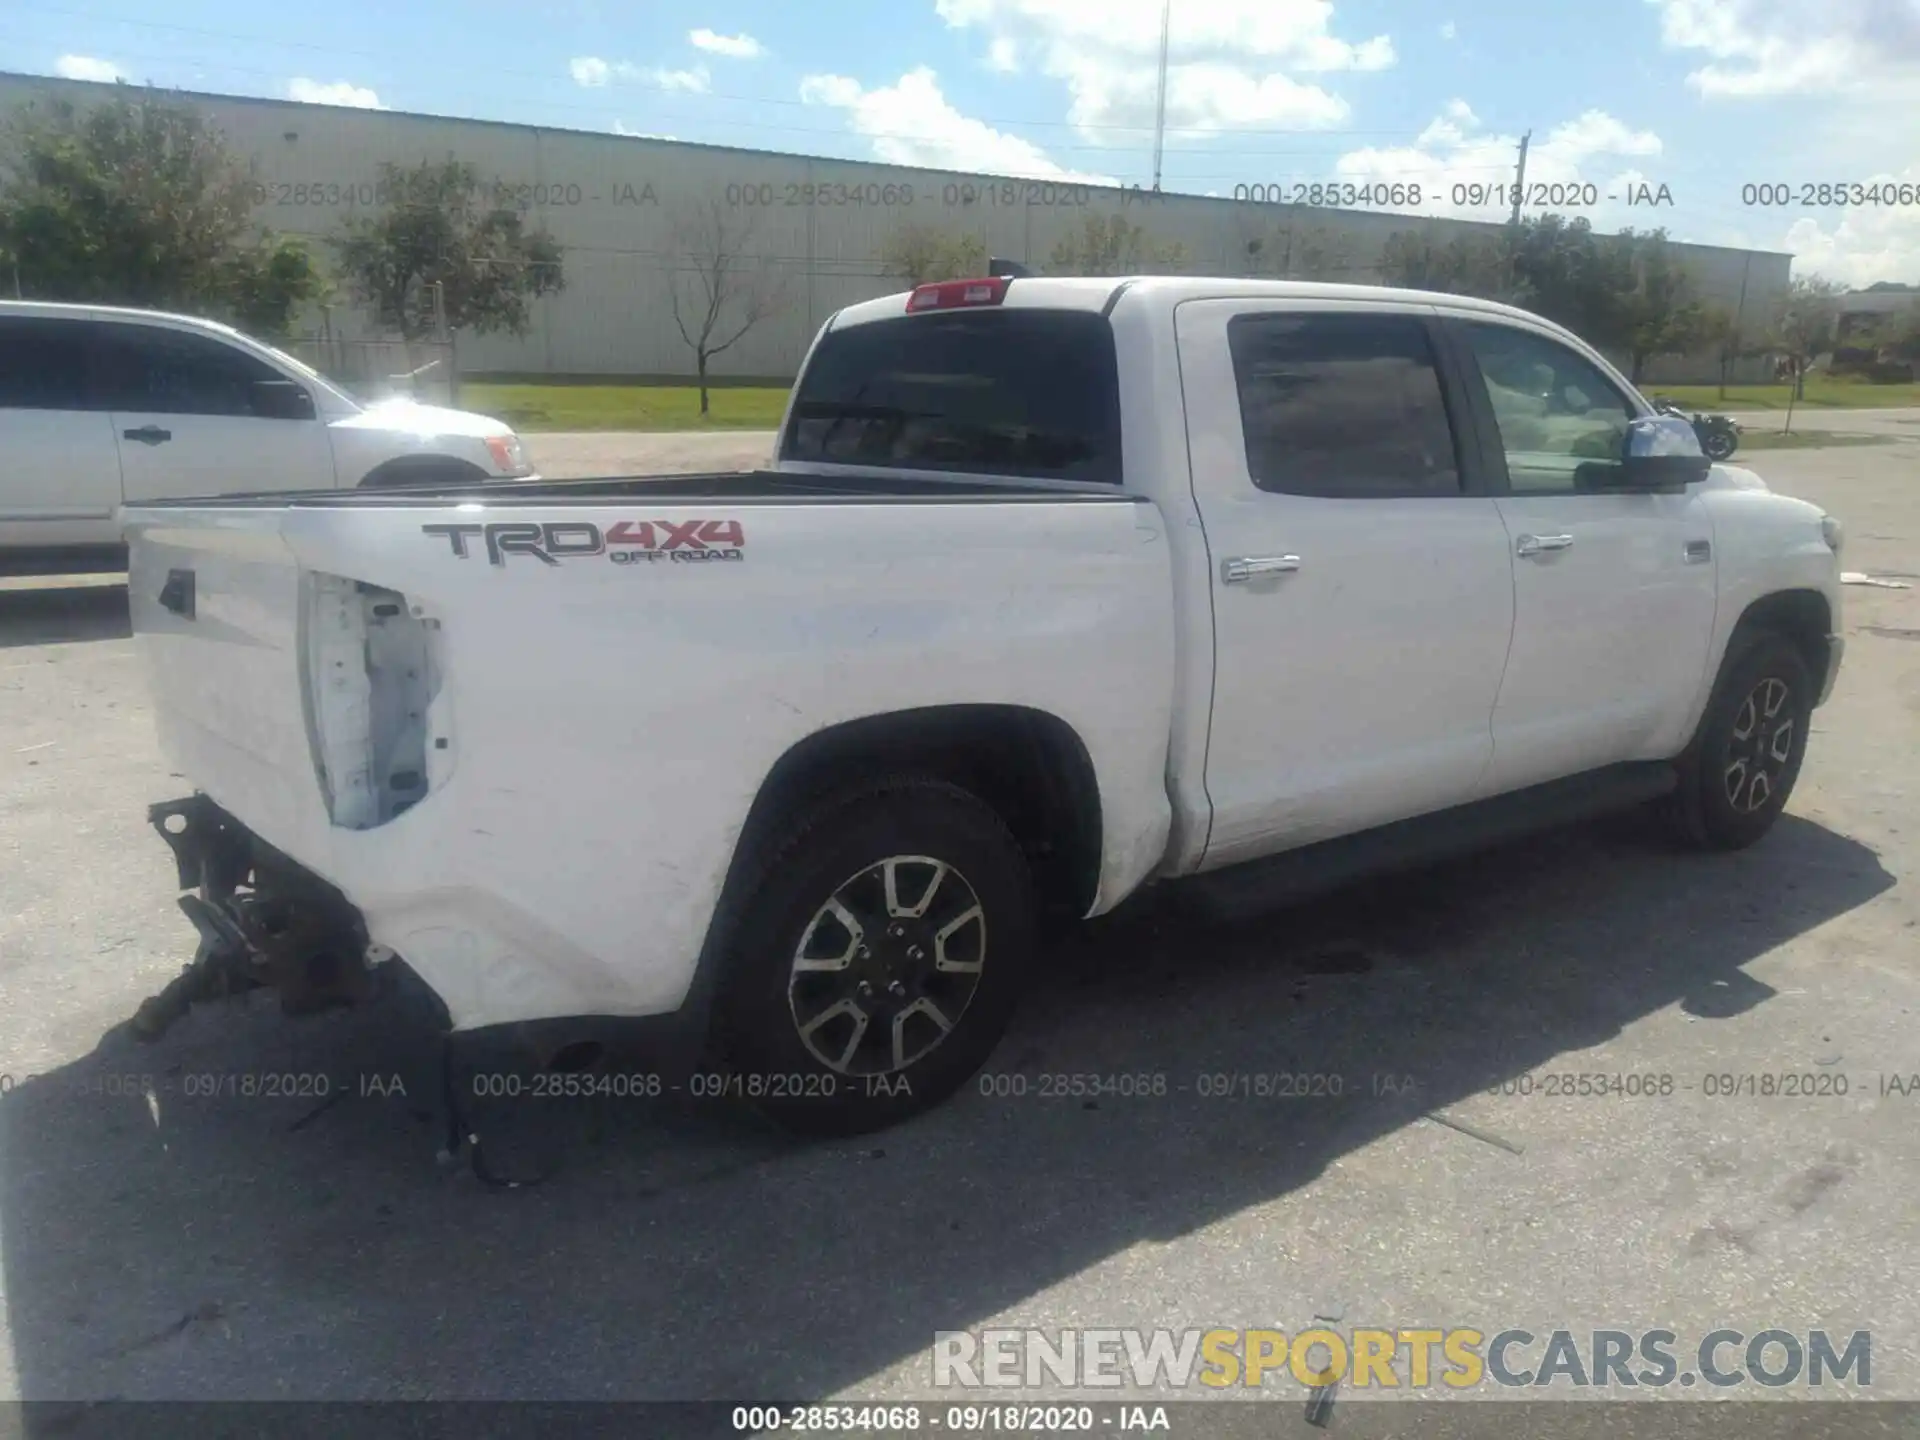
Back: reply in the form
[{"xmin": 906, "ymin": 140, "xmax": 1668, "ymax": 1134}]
[{"xmin": 782, "ymin": 309, "xmax": 1122, "ymax": 484}]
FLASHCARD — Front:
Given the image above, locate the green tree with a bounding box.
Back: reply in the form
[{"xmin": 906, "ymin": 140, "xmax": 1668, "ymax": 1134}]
[
  {"xmin": 0, "ymin": 94, "xmax": 321, "ymax": 335},
  {"xmin": 1767, "ymin": 275, "xmax": 1845, "ymax": 402},
  {"xmin": 1849, "ymin": 298, "xmax": 1920, "ymax": 364},
  {"xmin": 1879, "ymin": 301, "xmax": 1920, "ymax": 363},
  {"xmin": 1046, "ymin": 213, "xmax": 1186, "ymax": 276},
  {"xmin": 879, "ymin": 224, "xmax": 989, "ymax": 287},
  {"xmin": 1378, "ymin": 227, "xmax": 1517, "ymax": 300},
  {"xmin": 1616, "ymin": 229, "xmax": 1711, "ymax": 382},
  {"xmin": 1507, "ymin": 215, "xmax": 1630, "ymax": 349},
  {"xmin": 331, "ymin": 160, "xmax": 564, "ymax": 341}
]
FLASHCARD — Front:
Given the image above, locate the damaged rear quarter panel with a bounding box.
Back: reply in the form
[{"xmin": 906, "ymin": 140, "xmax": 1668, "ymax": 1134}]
[{"xmin": 242, "ymin": 494, "xmax": 1174, "ymax": 1030}]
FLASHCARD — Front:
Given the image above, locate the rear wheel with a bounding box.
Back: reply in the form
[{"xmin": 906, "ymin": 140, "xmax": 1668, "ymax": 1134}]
[
  {"xmin": 1665, "ymin": 632, "xmax": 1812, "ymax": 850},
  {"xmin": 1700, "ymin": 427, "xmax": 1738, "ymax": 461},
  {"xmin": 712, "ymin": 778, "xmax": 1035, "ymax": 1135}
]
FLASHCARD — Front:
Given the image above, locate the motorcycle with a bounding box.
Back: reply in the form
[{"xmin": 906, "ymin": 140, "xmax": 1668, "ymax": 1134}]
[{"xmin": 1653, "ymin": 397, "xmax": 1741, "ymax": 461}]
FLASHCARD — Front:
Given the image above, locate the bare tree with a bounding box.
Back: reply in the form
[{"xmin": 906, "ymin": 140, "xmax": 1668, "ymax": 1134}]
[{"xmin": 666, "ymin": 198, "xmax": 791, "ymax": 415}]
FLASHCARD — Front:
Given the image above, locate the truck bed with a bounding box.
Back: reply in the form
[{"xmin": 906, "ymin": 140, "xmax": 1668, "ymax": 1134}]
[{"xmin": 122, "ymin": 478, "xmax": 1177, "ymax": 1031}]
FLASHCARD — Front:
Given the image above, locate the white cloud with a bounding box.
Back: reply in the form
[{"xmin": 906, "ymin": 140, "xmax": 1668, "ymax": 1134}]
[
  {"xmin": 987, "ymin": 37, "xmax": 1021, "ymax": 72},
  {"xmin": 1336, "ymin": 101, "xmax": 1665, "ymax": 230},
  {"xmin": 570, "ymin": 56, "xmax": 612, "ymax": 87},
  {"xmin": 648, "ymin": 65, "xmax": 711, "ymax": 93},
  {"xmin": 690, "ymin": 28, "xmax": 763, "ymax": 59},
  {"xmin": 935, "ymin": 0, "xmax": 1393, "ymax": 140},
  {"xmin": 1439, "ymin": 20, "xmax": 1457, "ymax": 40},
  {"xmin": 1771, "ymin": 166, "xmax": 1920, "ymax": 287},
  {"xmin": 1647, "ymin": 0, "xmax": 1920, "ymax": 98},
  {"xmin": 799, "ymin": 67, "xmax": 1115, "ymax": 183},
  {"xmin": 614, "ymin": 121, "xmax": 679, "ymax": 140},
  {"xmin": 1052, "ymin": 54, "xmax": 1354, "ymax": 134},
  {"xmin": 54, "ymin": 54, "xmax": 124, "ymax": 82},
  {"xmin": 287, "ymin": 78, "xmax": 384, "ymax": 108}
]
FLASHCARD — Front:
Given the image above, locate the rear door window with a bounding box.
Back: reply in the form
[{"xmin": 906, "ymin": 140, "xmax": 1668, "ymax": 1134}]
[
  {"xmin": 1227, "ymin": 311, "xmax": 1464, "ymax": 498},
  {"xmin": 0, "ymin": 317, "xmax": 93, "ymax": 411},
  {"xmin": 782, "ymin": 308, "xmax": 1122, "ymax": 484}
]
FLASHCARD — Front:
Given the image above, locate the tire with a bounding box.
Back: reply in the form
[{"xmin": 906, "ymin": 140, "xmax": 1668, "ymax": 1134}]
[
  {"xmin": 1664, "ymin": 631, "xmax": 1812, "ymax": 850},
  {"xmin": 711, "ymin": 777, "xmax": 1036, "ymax": 1136},
  {"xmin": 1701, "ymin": 428, "xmax": 1738, "ymax": 461}
]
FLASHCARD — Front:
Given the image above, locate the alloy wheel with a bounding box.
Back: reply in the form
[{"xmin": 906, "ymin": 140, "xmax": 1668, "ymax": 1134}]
[
  {"xmin": 787, "ymin": 855, "xmax": 987, "ymax": 1076},
  {"xmin": 1723, "ymin": 676, "xmax": 1795, "ymax": 814}
]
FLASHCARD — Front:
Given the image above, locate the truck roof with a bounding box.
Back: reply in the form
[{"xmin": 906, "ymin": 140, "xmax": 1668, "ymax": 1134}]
[
  {"xmin": 0, "ymin": 297, "xmax": 251, "ymax": 340},
  {"xmin": 828, "ymin": 275, "xmax": 1568, "ymax": 334}
]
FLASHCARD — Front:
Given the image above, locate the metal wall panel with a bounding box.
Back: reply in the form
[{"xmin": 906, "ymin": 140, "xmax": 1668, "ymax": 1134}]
[{"xmin": 0, "ymin": 73, "xmax": 1794, "ymax": 385}]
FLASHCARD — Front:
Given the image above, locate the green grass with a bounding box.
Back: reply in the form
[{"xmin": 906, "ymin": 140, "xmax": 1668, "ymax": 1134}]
[
  {"xmin": 1653, "ymin": 381, "xmax": 1920, "ymax": 411},
  {"xmin": 1730, "ymin": 430, "xmax": 1894, "ymax": 451},
  {"xmin": 460, "ymin": 382, "xmax": 791, "ymax": 432}
]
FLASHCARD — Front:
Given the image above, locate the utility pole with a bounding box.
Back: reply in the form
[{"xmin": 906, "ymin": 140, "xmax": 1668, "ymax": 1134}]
[
  {"xmin": 1150, "ymin": 0, "xmax": 1172, "ymax": 192},
  {"xmin": 1502, "ymin": 129, "xmax": 1531, "ymax": 300},
  {"xmin": 1507, "ymin": 129, "xmax": 1532, "ymax": 227}
]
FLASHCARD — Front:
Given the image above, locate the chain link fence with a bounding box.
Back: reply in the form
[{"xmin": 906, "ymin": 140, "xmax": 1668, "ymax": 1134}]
[{"xmin": 283, "ymin": 337, "xmax": 459, "ymax": 408}]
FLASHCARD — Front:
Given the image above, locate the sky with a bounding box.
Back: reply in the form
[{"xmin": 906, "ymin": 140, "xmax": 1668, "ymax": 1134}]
[{"xmin": 6, "ymin": 0, "xmax": 1920, "ymax": 285}]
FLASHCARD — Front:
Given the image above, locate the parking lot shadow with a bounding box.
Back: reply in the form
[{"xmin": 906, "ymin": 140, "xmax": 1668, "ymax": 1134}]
[
  {"xmin": 0, "ymin": 583, "xmax": 131, "ymax": 649},
  {"xmin": 0, "ymin": 812, "xmax": 1894, "ymax": 1412}
]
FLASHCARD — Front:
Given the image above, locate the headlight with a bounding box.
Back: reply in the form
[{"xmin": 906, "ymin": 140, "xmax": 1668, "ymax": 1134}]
[
  {"xmin": 484, "ymin": 432, "xmax": 530, "ymax": 475},
  {"xmin": 1821, "ymin": 514, "xmax": 1844, "ymax": 555}
]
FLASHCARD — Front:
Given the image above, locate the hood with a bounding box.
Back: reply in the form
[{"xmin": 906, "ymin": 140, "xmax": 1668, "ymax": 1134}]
[
  {"xmin": 328, "ymin": 396, "xmax": 515, "ymax": 439},
  {"xmin": 1700, "ymin": 462, "xmax": 1770, "ymax": 493}
]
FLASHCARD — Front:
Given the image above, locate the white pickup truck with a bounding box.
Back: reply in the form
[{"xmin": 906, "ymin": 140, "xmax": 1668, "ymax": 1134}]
[{"xmin": 124, "ymin": 275, "xmax": 1846, "ymax": 1136}]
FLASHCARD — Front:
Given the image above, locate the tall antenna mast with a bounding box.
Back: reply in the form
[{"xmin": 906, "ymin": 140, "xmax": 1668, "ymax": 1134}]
[{"xmin": 1150, "ymin": 0, "xmax": 1172, "ymax": 191}]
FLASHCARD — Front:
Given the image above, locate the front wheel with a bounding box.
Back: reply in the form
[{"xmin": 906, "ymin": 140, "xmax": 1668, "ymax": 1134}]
[
  {"xmin": 1700, "ymin": 427, "xmax": 1738, "ymax": 461},
  {"xmin": 712, "ymin": 778, "xmax": 1036, "ymax": 1135},
  {"xmin": 1665, "ymin": 632, "xmax": 1812, "ymax": 850}
]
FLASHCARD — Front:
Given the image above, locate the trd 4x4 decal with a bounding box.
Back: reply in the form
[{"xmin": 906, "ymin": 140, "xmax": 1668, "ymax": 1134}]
[{"xmin": 422, "ymin": 519, "xmax": 746, "ymax": 567}]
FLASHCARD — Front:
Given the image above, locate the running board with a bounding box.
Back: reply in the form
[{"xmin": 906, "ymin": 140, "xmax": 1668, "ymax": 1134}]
[{"xmin": 1176, "ymin": 762, "xmax": 1680, "ymax": 923}]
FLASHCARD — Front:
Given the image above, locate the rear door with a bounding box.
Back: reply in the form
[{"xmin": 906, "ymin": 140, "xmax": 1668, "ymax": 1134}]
[
  {"xmin": 0, "ymin": 315, "xmax": 123, "ymax": 549},
  {"xmin": 1176, "ymin": 299, "xmax": 1516, "ymax": 866},
  {"xmin": 93, "ymin": 321, "xmax": 337, "ymax": 501},
  {"xmin": 1442, "ymin": 316, "xmax": 1718, "ymax": 793}
]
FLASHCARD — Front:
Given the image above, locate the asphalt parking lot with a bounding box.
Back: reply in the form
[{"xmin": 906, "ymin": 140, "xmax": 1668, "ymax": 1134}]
[{"xmin": 1, "ymin": 432, "xmax": 1917, "ymax": 1423}]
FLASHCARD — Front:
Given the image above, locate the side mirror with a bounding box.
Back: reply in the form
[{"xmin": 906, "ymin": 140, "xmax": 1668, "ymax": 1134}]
[
  {"xmin": 1597, "ymin": 414, "xmax": 1711, "ymax": 492},
  {"xmin": 251, "ymin": 379, "xmax": 316, "ymax": 421}
]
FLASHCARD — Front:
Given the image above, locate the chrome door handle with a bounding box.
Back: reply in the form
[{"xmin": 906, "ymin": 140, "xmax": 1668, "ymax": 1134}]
[
  {"xmin": 1221, "ymin": 554, "xmax": 1302, "ymax": 584},
  {"xmin": 1515, "ymin": 533, "xmax": 1574, "ymax": 558}
]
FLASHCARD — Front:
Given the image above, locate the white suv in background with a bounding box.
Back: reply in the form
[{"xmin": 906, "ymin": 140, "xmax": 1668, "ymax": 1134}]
[{"xmin": 0, "ymin": 300, "xmax": 536, "ymax": 566}]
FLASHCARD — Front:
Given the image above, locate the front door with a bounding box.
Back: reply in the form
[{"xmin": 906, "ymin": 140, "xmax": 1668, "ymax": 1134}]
[
  {"xmin": 1176, "ymin": 299, "xmax": 1517, "ymax": 867},
  {"xmin": 92, "ymin": 321, "xmax": 336, "ymax": 503},
  {"xmin": 1445, "ymin": 316, "xmax": 1719, "ymax": 794}
]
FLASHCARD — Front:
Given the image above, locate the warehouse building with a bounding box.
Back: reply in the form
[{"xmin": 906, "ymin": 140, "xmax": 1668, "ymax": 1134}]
[{"xmin": 0, "ymin": 71, "xmax": 1792, "ymax": 385}]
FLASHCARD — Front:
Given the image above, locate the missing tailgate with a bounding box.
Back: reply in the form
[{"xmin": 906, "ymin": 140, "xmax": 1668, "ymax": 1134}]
[{"xmin": 302, "ymin": 574, "xmax": 451, "ymax": 829}]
